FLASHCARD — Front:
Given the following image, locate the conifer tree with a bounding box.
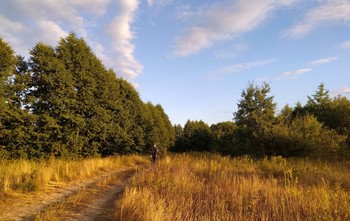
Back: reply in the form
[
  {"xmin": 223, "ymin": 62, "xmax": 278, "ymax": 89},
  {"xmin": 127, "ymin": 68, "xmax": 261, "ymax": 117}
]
[{"xmin": 234, "ymin": 82, "xmax": 276, "ymax": 156}]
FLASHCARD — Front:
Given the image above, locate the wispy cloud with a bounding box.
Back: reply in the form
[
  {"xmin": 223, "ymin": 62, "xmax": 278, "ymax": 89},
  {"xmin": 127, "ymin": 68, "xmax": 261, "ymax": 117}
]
[
  {"xmin": 171, "ymin": 0, "xmax": 296, "ymax": 57},
  {"xmin": 340, "ymin": 40, "xmax": 350, "ymax": 49},
  {"xmin": 310, "ymin": 57, "xmax": 338, "ymax": 65},
  {"xmin": 147, "ymin": 0, "xmax": 173, "ymax": 7},
  {"xmin": 277, "ymin": 68, "xmax": 312, "ymax": 80},
  {"xmin": 331, "ymin": 87, "xmax": 350, "ymax": 98},
  {"xmin": 0, "ymin": 0, "xmax": 110, "ymax": 52},
  {"xmin": 285, "ymin": 0, "xmax": 350, "ymax": 38},
  {"xmin": 210, "ymin": 59, "xmax": 276, "ymax": 79},
  {"xmin": 0, "ymin": 0, "xmax": 144, "ymax": 80},
  {"xmin": 105, "ymin": 0, "xmax": 143, "ymax": 79},
  {"xmin": 277, "ymin": 56, "xmax": 337, "ymax": 80}
]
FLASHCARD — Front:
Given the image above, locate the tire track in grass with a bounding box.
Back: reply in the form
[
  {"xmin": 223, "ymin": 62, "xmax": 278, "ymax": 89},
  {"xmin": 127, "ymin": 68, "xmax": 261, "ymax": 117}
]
[{"xmin": 0, "ymin": 167, "xmax": 138, "ymax": 221}]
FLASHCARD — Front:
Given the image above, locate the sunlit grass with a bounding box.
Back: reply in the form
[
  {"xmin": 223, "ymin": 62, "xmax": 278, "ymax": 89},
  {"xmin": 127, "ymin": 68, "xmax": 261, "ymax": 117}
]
[
  {"xmin": 117, "ymin": 153, "xmax": 350, "ymax": 221},
  {"xmin": 0, "ymin": 155, "xmax": 149, "ymax": 196}
]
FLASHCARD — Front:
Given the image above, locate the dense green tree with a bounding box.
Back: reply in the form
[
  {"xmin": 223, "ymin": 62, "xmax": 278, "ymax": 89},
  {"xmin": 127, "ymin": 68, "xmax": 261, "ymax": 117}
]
[
  {"xmin": 1, "ymin": 34, "xmax": 178, "ymax": 158},
  {"xmin": 296, "ymin": 84, "xmax": 350, "ymax": 150},
  {"xmin": 28, "ymin": 42, "xmax": 78, "ymax": 157},
  {"xmin": 183, "ymin": 120, "xmax": 213, "ymax": 152},
  {"xmin": 143, "ymin": 102, "xmax": 175, "ymax": 154},
  {"xmin": 0, "ymin": 38, "xmax": 16, "ymax": 126},
  {"xmin": 304, "ymin": 83, "xmax": 331, "ymax": 124},
  {"xmin": 307, "ymin": 83, "xmax": 331, "ymax": 106},
  {"xmin": 269, "ymin": 115, "xmax": 346, "ymax": 157},
  {"xmin": 4, "ymin": 33, "xmax": 348, "ymax": 160},
  {"xmin": 155, "ymin": 104, "xmax": 175, "ymax": 150},
  {"xmin": 328, "ymin": 96, "xmax": 350, "ymax": 145},
  {"xmin": 171, "ymin": 124, "xmax": 186, "ymax": 152},
  {"xmin": 234, "ymin": 82, "xmax": 276, "ymax": 156},
  {"xmin": 211, "ymin": 121, "xmax": 237, "ymax": 154},
  {"xmin": 90, "ymin": 69, "xmax": 127, "ymax": 156},
  {"xmin": 0, "ymin": 38, "xmax": 32, "ymax": 158},
  {"xmin": 56, "ymin": 33, "xmax": 101, "ymax": 156},
  {"xmin": 113, "ymin": 78, "xmax": 146, "ymax": 154},
  {"xmin": 278, "ymin": 105, "xmax": 293, "ymax": 122}
]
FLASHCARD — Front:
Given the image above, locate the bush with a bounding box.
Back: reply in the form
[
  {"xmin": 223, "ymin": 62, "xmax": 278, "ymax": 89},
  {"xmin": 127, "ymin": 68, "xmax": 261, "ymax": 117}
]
[{"xmin": 268, "ymin": 115, "xmax": 346, "ymax": 157}]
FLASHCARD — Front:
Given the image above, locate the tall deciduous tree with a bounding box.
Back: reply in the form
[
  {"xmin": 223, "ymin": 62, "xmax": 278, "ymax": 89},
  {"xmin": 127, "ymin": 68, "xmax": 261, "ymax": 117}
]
[
  {"xmin": 0, "ymin": 38, "xmax": 32, "ymax": 158},
  {"xmin": 211, "ymin": 121, "xmax": 237, "ymax": 154},
  {"xmin": 183, "ymin": 120, "xmax": 213, "ymax": 152},
  {"xmin": 28, "ymin": 42, "xmax": 78, "ymax": 157},
  {"xmin": 143, "ymin": 102, "xmax": 175, "ymax": 153}
]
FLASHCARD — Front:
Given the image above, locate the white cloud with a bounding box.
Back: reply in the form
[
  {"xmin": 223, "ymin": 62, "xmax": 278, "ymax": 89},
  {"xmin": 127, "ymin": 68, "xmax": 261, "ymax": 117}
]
[
  {"xmin": 278, "ymin": 68, "xmax": 312, "ymax": 80},
  {"xmin": 171, "ymin": 0, "xmax": 296, "ymax": 57},
  {"xmin": 105, "ymin": 0, "xmax": 143, "ymax": 79},
  {"xmin": 276, "ymin": 56, "xmax": 337, "ymax": 81},
  {"xmin": 0, "ymin": 0, "xmax": 107, "ymax": 54},
  {"xmin": 310, "ymin": 57, "xmax": 338, "ymax": 65},
  {"xmin": 35, "ymin": 20, "xmax": 68, "ymax": 45},
  {"xmin": 148, "ymin": 0, "xmax": 173, "ymax": 7},
  {"xmin": 331, "ymin": 87, "xmax": 350, "ymax": 98},
  {"xmin": 285, "ymin": 0, "xmax": 350, "ymax": 38},
  {"xmin": 0, "ymin": 14, "xmax": 28, "ymax": 55},
  {"xmin": 340, "ymin": 40, "xmax": 350, "ymax": 49},
  {"xmin": 210, "ymin": 59, "xmax": 276, "ymax": 79},
  {"xmin": 0, "ymin": 0, "xmax": 143, "ymax": 80}
]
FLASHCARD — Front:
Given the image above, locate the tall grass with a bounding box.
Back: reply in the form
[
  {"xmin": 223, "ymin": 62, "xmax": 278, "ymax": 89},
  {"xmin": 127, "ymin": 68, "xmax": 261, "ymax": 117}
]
[
  {"xmin": 0, "ymin": 155, "xmax": 148, "ymax": 195},
  {"xmin": 117, "ymin": 154, "xmax": 350, "ymax": 221}
]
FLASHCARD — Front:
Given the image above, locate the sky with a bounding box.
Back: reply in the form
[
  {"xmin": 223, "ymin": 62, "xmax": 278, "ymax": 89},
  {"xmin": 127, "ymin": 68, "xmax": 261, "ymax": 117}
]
[{"xmin": 1, "ymin": 0, "xmax": 350, "ymax": 126}]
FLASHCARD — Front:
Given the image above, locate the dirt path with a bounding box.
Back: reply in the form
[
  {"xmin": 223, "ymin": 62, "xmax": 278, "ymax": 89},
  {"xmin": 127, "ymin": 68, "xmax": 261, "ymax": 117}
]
[{"xmin": 0, "ymin": 167, "xmax": 138, "ymax": 221}]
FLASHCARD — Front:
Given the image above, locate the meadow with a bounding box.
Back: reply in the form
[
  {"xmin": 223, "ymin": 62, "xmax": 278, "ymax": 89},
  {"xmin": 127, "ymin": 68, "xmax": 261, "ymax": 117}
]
[{"xmin": 117, "ymin": 153, "xmax": 350, "ymax": 221}]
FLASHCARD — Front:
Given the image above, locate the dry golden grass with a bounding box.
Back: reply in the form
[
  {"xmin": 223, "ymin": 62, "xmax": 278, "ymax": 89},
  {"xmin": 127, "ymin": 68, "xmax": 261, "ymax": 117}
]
[
  {"xmin": 33, "ymin": 168, "xmax": 137, "ymax": 221},
  {"xmin": 0, "ymin": 155, "xmax": 148, "ymax": 196},
  {"xmin": 117, "ymin": 154, "xmax": 350, "ymax": 221}
]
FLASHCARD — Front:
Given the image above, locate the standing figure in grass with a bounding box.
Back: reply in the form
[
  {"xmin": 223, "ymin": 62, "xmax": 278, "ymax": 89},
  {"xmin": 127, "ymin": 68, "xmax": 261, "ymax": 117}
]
[{"xmin": 150, "ymin": 143, "xmax": 158, "ymax": 163}]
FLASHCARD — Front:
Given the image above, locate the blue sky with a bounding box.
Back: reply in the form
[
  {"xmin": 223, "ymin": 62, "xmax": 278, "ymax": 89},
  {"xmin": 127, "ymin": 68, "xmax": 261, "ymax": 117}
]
[{"xmin": 1, "ymin": 0, "xmax": 350, "ymax": 126}]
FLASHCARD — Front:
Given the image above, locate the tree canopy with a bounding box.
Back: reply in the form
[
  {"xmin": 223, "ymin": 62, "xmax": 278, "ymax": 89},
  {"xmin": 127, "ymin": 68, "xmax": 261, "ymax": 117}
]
[
  {"xmin": 1, "ymin": 35, "xmax": 349, "ymax": 160},
  {"xmin": 0, "ymin": 34, "xmax": 174, "ymax": 159}
]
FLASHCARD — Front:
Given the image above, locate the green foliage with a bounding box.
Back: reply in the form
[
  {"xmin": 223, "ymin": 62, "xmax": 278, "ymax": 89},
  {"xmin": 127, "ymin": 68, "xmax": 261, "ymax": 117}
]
[
  {"xmin": 234, "ymin": 82, "xmax": 276, "ymax": 156},
  {"xmin": 0, "ymin": 38, "xmax": 33, "ymax": 159},
  {"xmin": 172, "ymin": 82, "xmax": 349, "ymax": 159},
  {"xmin": 181, "ymin": 120, "xmax": 213, "ymax": 152},
  {"xmin": 269, "ymin": 115, "xmax": 346, "ymax": 157},
  {"xmin": 292, "ymin": 83, "xmax": 350, "ymax": 155},
  {"xmin": 143, "ymin": 102, "xmax": 175, "ymax": 154},
  {"xmin": 211, "ymin": 121, "xmax": 237, "ymax": 154},
  {"xmin": 0, "ymin": 34, "xmax": 174, "ymax": 159},
  {"xmin": 171, "ymin": 124, "xmax": 185, "ymax": 152},
  {"xmin": 1, "ymin": 36, "xmax": 350, "ymax": 160}
]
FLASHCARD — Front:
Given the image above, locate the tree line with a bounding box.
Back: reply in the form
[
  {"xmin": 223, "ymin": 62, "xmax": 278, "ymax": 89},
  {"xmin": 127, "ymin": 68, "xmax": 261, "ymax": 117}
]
[
  {"xmin": 0, "ymin": 34, "xmax": 175, "ymax": 159},
  {"xmin": 1, "ymin": 33, "xmax": 349, "ymax": 160},
  {"xmin": 172, "ymin": 83, "xmax": 350, "ymax": 159}
]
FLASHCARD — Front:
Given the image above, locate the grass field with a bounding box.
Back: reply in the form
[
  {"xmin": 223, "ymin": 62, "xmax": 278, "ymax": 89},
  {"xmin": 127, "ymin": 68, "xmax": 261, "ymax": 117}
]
[
  {"xmin": 116, "ymin": 153, "xmax": 350, "ymax": 221},
  {"xmin": 0, "ymin": 155, "xmax": 148, "ymax": 197}
]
